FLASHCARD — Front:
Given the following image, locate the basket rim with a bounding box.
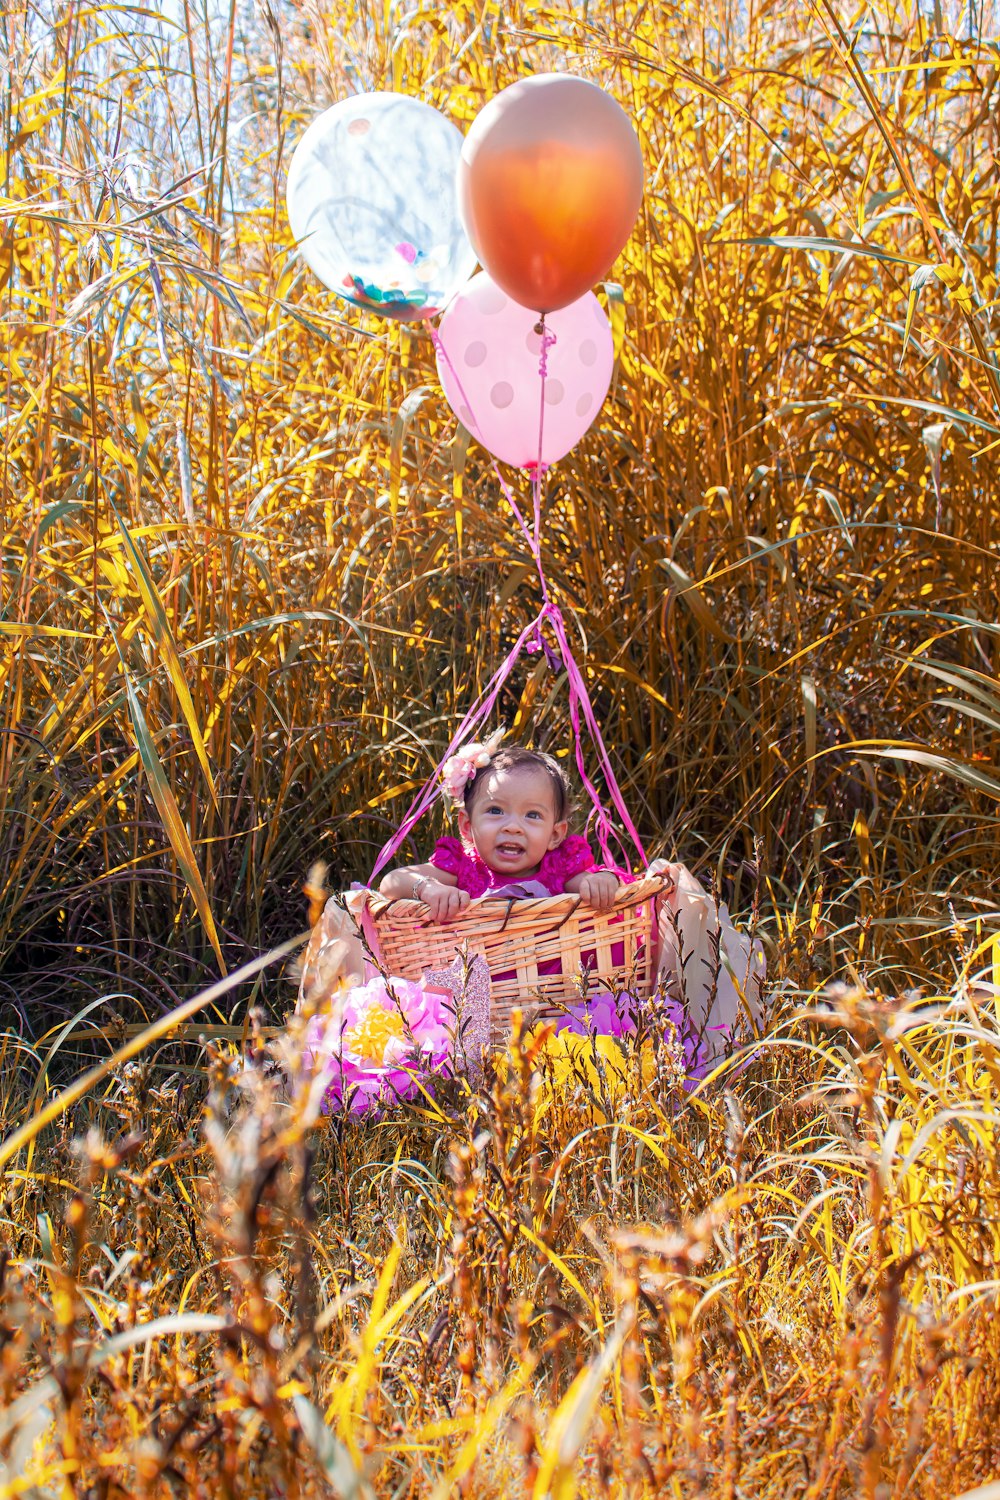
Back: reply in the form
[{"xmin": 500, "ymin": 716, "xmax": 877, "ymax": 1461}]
[{"xmin": 364, "ymin": 871, "xmax": 670, "ymax": 924}]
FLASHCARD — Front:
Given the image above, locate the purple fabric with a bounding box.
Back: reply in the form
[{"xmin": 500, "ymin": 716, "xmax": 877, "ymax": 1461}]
[
  {"xmin": 430, "ymin": 833, "xmax": 596, "ymax": 898},
  {"xmin": 556, "ymin": 991, "xmax": 639, "ymax": 1038},
  {"xmin": 420, "ymin": 951, "xmax": 491, "ymax": 1086},
  {"xmin": 553, "ymin": 988, "xmax": 736, "ymax": 1087}
]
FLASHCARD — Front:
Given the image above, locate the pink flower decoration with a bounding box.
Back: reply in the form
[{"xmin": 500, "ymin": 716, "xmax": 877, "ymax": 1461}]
[
  {"xmin": 440, "ymin": 728, "xmax": 503, "ymax": 805},
  {"xmin": 303, "ymin": 975, "xmax": 456, "ymax": 1116}
]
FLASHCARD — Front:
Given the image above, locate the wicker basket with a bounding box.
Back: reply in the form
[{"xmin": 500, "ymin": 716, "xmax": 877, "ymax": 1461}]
[{"xmin": 362, "ymin": 875, "xmax": 668, "ymax": 1044}]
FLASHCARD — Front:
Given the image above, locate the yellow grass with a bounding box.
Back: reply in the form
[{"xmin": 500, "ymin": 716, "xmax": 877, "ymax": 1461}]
[
  {"xmin": 3, "ymin": 973, "xmax": 1000, "ymax": 1496},
  {"xmin": 2, "ymin": 0, "xmax": 1000, "ymax": 1492}
]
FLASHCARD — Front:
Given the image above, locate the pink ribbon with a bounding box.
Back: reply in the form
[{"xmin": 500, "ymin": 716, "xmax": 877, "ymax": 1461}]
[
  {"xmin": 369, "ymin": 317, "xmax": 648, "ymax": 885},
  {"xmin": 544, "ymin": 602, "xmax": 645, "ymax": 871},
  {"xmin": 368, "ymin": 607, "xmax": 548, "ymax": 883}
]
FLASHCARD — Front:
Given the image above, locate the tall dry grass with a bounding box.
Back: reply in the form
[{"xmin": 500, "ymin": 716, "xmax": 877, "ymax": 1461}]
[
  {"xmin": 3, "ymin": 962, "xmax": 1000, "ymax": 1496},
  {"xmin": 1, "ymin": 0, "xmax": 998, "ymax": 1016},
  {"xmin": 2, "ymin": 0, "xmax": 1000, "ymax": 1492}
]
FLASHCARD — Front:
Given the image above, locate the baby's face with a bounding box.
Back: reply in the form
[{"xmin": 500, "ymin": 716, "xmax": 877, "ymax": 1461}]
[{"xmin": 457, "ymin": 765, "xmax": 567, "ymax": 878}]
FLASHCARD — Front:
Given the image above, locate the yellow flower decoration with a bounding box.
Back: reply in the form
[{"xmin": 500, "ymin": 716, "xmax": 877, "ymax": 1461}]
[{"xmin": 346, "ymin": 1005, "xmax": 407, "ymax": 1063}]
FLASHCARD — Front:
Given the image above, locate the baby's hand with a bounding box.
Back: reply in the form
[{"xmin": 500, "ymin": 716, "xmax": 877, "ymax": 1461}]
[
  {"xmin": 419, "ymin": 880, "xmax": 471, "ymax": 924},
  {"xmin": 576, "ymin": 872, "xmax": 622, "ymax": 913}
]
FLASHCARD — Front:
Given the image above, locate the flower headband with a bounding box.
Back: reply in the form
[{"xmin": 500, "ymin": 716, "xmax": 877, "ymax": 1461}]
[{"xmin": 440, "ymin": 728, "xmax": 504, "ymax": 806}]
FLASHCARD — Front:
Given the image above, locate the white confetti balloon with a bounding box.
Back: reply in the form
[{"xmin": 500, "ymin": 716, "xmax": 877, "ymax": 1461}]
[{"xmin": 286, "ymin": 92, "xmax": 477, "ymax": 321}]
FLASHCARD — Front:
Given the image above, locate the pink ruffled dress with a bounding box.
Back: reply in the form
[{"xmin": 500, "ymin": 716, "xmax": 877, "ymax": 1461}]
[{"xmin": 430, "ymin": 834, "xmax": 597, "ymax": 897}]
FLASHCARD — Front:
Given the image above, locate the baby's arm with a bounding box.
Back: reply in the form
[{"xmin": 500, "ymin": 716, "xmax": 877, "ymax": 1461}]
[
  {"xmin": 378, "ymin": 862, "xmax": 470, "ymax": 923},
  {"xmin": 564, "ymin": 869, "xmax": 622, "ymax": 913}
]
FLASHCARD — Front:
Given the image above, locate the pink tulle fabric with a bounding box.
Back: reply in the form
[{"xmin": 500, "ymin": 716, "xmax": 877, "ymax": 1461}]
[{"xmin": 430, "ymin": 833, "xmax": 596, "ymax": 898}]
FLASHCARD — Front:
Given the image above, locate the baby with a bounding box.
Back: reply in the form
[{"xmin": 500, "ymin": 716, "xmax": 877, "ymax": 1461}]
[{"xmin": 378, "ymin": 740, "xmax": 623, "ymax": 922}]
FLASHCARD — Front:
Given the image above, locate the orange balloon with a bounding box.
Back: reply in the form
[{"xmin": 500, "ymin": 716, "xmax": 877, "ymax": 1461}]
[{"xmin": 458, "ymin": 74, "xmax": 643, "ymax": 314}]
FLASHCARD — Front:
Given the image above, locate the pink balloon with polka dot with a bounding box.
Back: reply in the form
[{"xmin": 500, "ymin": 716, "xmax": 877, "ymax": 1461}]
[{"xmin": 435, "ymin": 272, "xmax": 614, "ymax": 469}]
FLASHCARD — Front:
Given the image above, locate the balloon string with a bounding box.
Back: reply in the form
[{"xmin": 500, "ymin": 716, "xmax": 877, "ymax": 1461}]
[
  {"xmin": 544, "ymin": 600, "xmax": 647, "ymax": 873},
  {"xmin": 430, "ymin": 316, "xmax": 644, "ymax": 868},
  {"xmin": 430, "ymin": 321, "xmax": 545, "ymax": 593},
  {"xmin": 530, "ymin": 317, "xmax": 557, "ymax": 596},
  {"xmin": 367, "ymin": 593, "xmax": 646, "ymax": 882},
  {"xmin": 369, "ymin": 315, "xmax": 646, "ymax": 882}
]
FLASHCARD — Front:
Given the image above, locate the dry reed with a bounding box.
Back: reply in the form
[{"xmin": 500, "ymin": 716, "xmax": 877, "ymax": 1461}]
[{"xmin": 2, "ymin": 0, "xmax": 1000, "ymax": 1492}]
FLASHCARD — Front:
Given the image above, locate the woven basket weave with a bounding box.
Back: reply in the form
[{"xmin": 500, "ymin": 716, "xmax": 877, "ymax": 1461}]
[{"xmin": 363, "ymin": 875, "xmax": 668, "ymax": 1044}]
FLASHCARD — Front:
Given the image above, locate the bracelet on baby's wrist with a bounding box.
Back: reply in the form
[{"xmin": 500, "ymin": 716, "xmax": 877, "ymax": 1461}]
[{"xmin": 412, "ymin": 875, "xmax": 430, "ymax": 901}]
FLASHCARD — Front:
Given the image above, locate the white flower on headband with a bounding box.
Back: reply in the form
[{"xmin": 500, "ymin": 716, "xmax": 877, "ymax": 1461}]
[{"xmin": 440, "ymin": 728, "xmax": 504, "ymax": 805}]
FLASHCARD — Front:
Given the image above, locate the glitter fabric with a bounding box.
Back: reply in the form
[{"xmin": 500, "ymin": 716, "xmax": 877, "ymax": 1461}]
[{"xmin": 421, "ymin": 949, "xmax": 492, "ymax": 1086}]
